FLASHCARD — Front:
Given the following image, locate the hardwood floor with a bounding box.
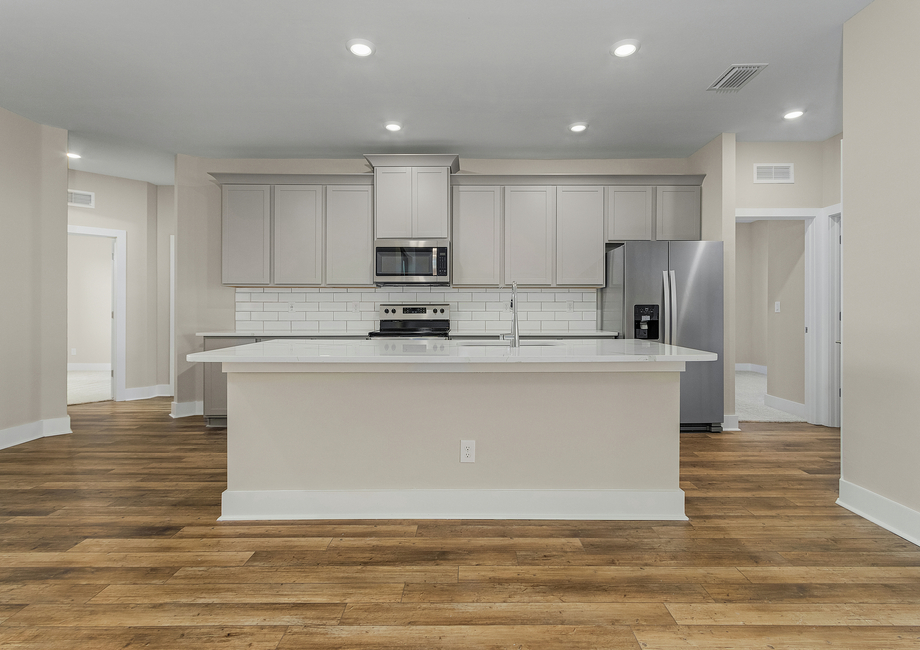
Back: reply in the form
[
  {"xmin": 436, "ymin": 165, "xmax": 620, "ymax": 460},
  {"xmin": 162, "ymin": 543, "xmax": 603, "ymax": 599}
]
[{"xmin": 1, "ymin": 398, "xmax": 918, "ymax": 648}]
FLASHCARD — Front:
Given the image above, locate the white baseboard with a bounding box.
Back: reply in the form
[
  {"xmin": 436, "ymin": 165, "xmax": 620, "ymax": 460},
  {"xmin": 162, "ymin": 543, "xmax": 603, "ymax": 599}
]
[
  {"xmin": 838, "ymin": 479, "xmax": 920, "ymax": 548},
  {"xmin": 722, "ymin": 414, "xmax": 740, "ymax": 431},
  {"xmin": 68, "ymin": 363, "xmax": 111, "ymax": 371},
  {"xmin": 170, "ymin": 400, "xmax": 203, "ymax": 418},
  {"xmin": 0, "ymin": 416, "xmax": 72, "ymax": 451},
  {"xmin": 219, "ymin": 488, "xmax": 688, "ymax": 521},
  {"xmin": 122, "ymin": 384, "xmax": 174, "ymax": 401},
  {"xmin": 736, "ymin": 363, "xmax": 767, "ymax": 374},
  {"xmin": 764, "ymin": 393, "xmax": 807, "ymax": 418}
]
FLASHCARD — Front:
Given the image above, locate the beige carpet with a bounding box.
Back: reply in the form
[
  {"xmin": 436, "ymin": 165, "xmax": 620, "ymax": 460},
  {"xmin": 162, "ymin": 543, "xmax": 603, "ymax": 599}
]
[{"xmin": 67, "ymin": 370, "xmax": 112, "ymax": 405}]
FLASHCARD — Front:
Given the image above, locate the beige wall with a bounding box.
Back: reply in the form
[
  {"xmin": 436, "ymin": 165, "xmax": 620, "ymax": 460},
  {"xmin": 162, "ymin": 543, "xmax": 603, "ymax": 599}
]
[
  {"xmin": 842, "ymin": 1, "xmax": 920, "ymax": 511},
  {"xmin": 156, "ymin": 186, "xmax": 175, "ymax": 387},
  {"xmin": 67, "ymin": 170, "xmax": 164, "ymax": 391},
  {"xmin": 67, "ymin": 234, "xmax": 113, "ymax": 365},
  {"xmin": 766, "ymin": 221, "xmax": 805, "ymax": 404},
  {"xmin": 0, "ymin": 106, "xmax": 68, "ymax": 432},
  {"xmin": 736, "ymin": 141, "xmax": 825, "ymax": 209},
  {"xmin": 688, "ymin": 134, "xmax": 737, "ymax": 420},
  {"xmin": 822, "ymin": 134, "xmax": 843, "ymax": 207}
]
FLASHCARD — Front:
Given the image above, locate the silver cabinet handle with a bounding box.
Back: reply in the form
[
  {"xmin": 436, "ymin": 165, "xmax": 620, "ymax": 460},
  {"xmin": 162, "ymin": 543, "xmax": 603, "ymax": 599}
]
[
  {"xmin": 669, "ymin": 269, "xmax": 678, "ymax": 347},
  {"xmin": 662, "ymin": 270, "xmax": 671, "ymax": 345},
  {"xmin": 432, "ymin": 248, "xmax": 437, "ymax": 275}
]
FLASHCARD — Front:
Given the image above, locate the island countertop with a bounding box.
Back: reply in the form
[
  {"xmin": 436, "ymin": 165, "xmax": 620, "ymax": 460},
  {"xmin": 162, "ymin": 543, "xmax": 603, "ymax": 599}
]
[{"xmin": 187, "ymin": 337, "xmax": 717, "ymax": 369}]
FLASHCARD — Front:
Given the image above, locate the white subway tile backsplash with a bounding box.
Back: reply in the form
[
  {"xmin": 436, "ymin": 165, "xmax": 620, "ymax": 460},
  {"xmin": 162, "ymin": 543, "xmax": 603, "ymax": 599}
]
[
  {"xmin": 234, "ymin": 287, "xmax": 600, "ymax": 335},
  {"xmin": 263, "ymin": 321, "xmax": 293, "ymax": 331}
]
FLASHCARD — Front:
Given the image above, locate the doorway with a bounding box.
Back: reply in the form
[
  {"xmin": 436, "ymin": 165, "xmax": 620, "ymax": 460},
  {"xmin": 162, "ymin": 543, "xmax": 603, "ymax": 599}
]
[
  {"xmin": 67, "ymin": 233, "xmax": 114, "ymax": 404},
  {"xmin": 67, "ymin": 225, "xmax": 127, "ymax": 402}
]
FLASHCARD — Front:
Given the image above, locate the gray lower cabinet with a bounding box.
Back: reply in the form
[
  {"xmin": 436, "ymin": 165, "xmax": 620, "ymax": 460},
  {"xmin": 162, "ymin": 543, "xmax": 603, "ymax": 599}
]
[
  {"xmin": 202, "ymin": 336, "xmax": 368, "ymax": 426},
  {"xmin": 203, "ymin": 337, "xmax": 257, "ymax": 426}
]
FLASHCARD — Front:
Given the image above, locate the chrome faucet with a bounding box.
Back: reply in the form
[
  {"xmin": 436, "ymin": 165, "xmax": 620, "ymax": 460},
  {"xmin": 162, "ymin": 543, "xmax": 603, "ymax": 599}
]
[{"xmin": 510, "ymin": 281, "xmax": 520, "ymax": 348}]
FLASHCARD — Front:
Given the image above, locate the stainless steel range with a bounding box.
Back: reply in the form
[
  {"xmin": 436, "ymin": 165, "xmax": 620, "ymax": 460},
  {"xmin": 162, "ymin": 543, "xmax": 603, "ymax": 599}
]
[{"xmin": 367, "ymin": 304, "xmax": 450, "ymax": 339}]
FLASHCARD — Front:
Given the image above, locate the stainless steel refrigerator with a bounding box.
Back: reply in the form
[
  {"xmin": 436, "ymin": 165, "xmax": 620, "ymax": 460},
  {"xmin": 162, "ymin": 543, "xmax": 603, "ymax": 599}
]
[{"xmin": 599, "ymin": 241, "xmax": 724, "ymax": 432}]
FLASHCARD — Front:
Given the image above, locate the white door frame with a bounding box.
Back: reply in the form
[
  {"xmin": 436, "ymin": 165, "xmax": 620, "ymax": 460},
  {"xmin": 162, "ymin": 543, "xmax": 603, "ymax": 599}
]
[
  {"xmin": 735, "ymin": 205, "xmax": 842, "ymax": 427},
  {"xmin": 68, "ymin": 225, "xmax": 128, "ymax": 402}
]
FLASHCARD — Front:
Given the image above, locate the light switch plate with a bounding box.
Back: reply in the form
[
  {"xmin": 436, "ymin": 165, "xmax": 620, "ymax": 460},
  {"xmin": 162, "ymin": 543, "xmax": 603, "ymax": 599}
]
[{"xmin": 775, "ymin": 301, "xmax": 781, "ymax": 313}]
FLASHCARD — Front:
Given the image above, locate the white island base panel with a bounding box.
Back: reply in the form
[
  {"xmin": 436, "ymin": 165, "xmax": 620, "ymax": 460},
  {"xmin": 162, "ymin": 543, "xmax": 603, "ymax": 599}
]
[{"xmin": 221, "ymin": 367, "xmax": 686, "ymax": 521}]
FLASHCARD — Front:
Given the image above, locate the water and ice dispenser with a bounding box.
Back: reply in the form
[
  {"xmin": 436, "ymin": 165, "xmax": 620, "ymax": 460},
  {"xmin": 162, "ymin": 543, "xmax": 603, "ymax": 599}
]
[{"xmin": 634, "ymin": 304, "xmax": 659, "ymax": 340}]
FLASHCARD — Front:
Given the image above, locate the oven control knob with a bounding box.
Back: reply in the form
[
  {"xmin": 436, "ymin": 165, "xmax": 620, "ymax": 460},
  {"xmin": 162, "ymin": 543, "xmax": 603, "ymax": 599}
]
[
  {"xmin": 384, "ymin": 309, "xmax": 390, "ymax": 314},
  {"xmin": 440, "ymin": 308, "xmax": 445, "ymax": 313}
]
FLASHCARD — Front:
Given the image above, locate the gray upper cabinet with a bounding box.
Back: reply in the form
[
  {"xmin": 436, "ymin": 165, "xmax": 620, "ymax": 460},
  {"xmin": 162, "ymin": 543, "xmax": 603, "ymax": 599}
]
[
  {"xmin": 222, "ymin": 185, "xmax": 271, "ymax": 285},
  {"xmin": 326, "ymin": 185, "xmax": 373, "ymax": 286},
  {"xmin": 656, "ymin": 185, "xmax": 701, "ymax": 241},
  {"xmin": 504, "ymin": 186, "xmax": 556, "ymax": 286},
  {"xmin": 374, "ymin": 167, "xmax": 413, "ymax": 238},
  {"xmin": 375, "ymin": 166, "xmax": 449, "ymax": 239},
  {"xmin": 556, "ymin": 186, "xmax": 604, "ymax": 286},
  {"xmin": 273, "ymin": 185, "xmax": 323, "ymax": 285},
  {"xmin": 452, "ymin": 186, "xmax": 502, "ymax": 286},
  {"xmin": 606, "ymin": 186, "xmax": 653, "ymax": 241}
]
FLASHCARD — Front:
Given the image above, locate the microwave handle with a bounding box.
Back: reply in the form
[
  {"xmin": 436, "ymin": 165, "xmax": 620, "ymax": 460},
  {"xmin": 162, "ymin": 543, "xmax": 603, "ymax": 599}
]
[{"xmin": 432, "ymin": 248, "xmax": 437, "ymax": 275}]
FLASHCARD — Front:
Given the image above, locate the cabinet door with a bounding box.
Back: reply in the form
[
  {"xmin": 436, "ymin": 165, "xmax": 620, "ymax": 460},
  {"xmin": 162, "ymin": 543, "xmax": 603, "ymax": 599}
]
[
  {"xmin": 203, "ymin": 337, "xmax": 256, "ymax": 417},
  {"xmin": 222, "ymin": 185, "xmax": 270, "ymax": 285},
  {"xmin": 452, "ymin": 186, "xmax": 502, "ymax": 286},
  {"xmin": 556, "ymin": 186, "xmax": 604, "ymax": 286},
  {"xmin": 413, "ymin": 167, "xmax": 450, "ymax": 238},
  {"xmin": 374, "ymin": 167, "xmax": 413, "ymax": 238},
  {"xmin": 504, "ymin": 186, "xmax": 556, "ymax": 286},
  {"xmin": 273, "ymin": 185, "xmax": 323, "ymax": 285},
  {"xmin": 326, "ymin": 185, "xmax": 373, "ymax": 286},
  {"xmin": 656, "ymin": 186, "xmax": 701, "ymax": 241},
  {"xmin": 606, "ymin": 186, "xmax": 652, "ymax": 241}
]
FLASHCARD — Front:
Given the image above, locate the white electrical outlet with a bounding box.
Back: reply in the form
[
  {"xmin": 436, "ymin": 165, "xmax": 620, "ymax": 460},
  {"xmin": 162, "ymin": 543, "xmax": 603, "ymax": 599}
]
[
  {"xmin": 775, "ymin": 301, "xmax": 781, "ymax": 313},
  {"xmin": 460, "ymin": 440, "xmax": 475, "ymax": 463},
  {"xmin": 71, "ymin": 348, "xmax": 77, "ymax": 356},
  {"xmin": 288, "ymin": 302, "xmax": 294, "ymax": 312},
  {"xmin": 567, "ymin": 300, "xmax": 574, "ymax": 312}
]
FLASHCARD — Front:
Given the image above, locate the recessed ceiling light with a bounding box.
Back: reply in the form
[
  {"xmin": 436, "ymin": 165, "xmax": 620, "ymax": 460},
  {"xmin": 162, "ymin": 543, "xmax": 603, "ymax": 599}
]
[
  {"xmin": 67, "ymin": 152, "xmax": 81, "ymax": 159},
  {"xmin": 611, "ymin": 39, "xmax": 640, "ymax": 57},
  {"xmin": 569, "ymin": 123, "xmax": 588, "ymax": 133},
  {"xmin": 784, "ymin": 110, "xmax": 805, "ymax": 120},
  {"xmin": 385, "ymin": 122, "xmax": 402, "ymax": 132},
  {"xmin": 346, "ymin": 39, "xmax": 375, "ymax": 57}
]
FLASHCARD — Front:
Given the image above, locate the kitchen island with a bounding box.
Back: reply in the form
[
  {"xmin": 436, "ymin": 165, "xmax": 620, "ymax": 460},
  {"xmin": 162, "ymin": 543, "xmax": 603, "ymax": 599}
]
[{"xmin": 187, "ymin": 338, "xmax": 716, "ymax": 521}]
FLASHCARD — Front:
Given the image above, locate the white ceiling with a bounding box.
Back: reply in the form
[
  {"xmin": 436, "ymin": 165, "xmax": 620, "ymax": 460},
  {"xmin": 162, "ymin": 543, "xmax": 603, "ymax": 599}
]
[{"xmin": 0, "ymin": 0, "xmax": 872, "ymax": 186}]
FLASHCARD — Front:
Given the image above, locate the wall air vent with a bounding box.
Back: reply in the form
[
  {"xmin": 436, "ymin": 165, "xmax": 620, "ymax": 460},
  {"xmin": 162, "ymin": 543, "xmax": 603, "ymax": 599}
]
[
  {"xmin": 754, "ymin": 164, "xmax": 794, "ymax": 184},
  {"xmin": 707, "ymin": 64, "xmax": 768, "ymax": 92},
  {"xmin": 67, "ymin": 189, "xmax": 95, "ymax": 208}
]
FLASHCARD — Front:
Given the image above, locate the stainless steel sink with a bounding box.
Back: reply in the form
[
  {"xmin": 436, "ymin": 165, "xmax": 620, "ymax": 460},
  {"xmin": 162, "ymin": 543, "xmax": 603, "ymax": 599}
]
[{"xmin": 453, "ymin": 339, "xmax": 564, "ymax": 347}]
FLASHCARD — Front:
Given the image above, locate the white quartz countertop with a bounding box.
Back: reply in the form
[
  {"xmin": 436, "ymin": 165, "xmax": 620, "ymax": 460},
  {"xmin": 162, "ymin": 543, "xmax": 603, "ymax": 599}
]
[
  {"xmin": 187, "ymin": 338, "xmax": 717, "ymax": 366},
  {"xmin": 196, "ymin": 330, "xmax": 618, "ymax": 338}
]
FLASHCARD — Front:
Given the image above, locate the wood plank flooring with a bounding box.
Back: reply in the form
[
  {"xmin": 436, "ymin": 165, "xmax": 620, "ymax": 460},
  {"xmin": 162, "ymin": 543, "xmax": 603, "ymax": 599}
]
[{"xmin": 0, "ymin": 397, "xmax": 918, "ymax": 648}]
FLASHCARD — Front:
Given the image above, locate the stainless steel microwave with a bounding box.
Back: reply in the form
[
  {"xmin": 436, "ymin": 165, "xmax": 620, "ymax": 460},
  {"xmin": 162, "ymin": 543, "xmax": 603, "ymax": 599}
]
[{"xmin": 374, "ymin": 239, "xmax": 450, "ymax": 285}]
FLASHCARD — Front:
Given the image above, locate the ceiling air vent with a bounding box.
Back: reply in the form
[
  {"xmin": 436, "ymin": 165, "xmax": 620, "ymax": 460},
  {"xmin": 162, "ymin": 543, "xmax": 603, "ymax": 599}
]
[
  {"xmin": 754, "ymin": 164, "xmax": 794, "ymax": 184},
  {"xmin": 707, "ymin": 64, "xmax": 768, "ymax": 92},
  {"xmin": 67, "ymin": 189, "xmax": 95, "ymax": 208}
]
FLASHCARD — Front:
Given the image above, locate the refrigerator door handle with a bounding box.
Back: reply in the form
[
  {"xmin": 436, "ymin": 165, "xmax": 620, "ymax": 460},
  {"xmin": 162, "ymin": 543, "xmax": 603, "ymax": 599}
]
[
  {"xmin": 662, "ymin": 270, "xmax": 671, "ymax": 345},
  {"xmin": 669, "ymin": 269, "xmax": 678, "ymax": 346}
]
